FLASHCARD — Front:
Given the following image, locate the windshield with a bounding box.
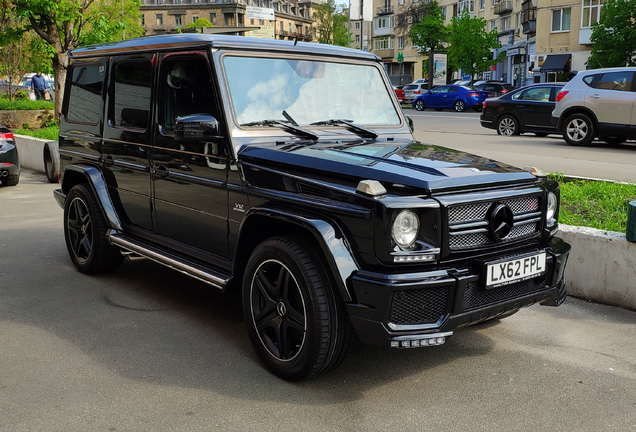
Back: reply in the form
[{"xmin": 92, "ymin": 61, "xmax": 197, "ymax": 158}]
[{"xmin": 223, "ymin": 56, "xmax": 400, "ymax": 127}]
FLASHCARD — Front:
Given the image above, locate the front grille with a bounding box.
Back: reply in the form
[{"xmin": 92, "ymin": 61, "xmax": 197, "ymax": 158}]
[
  {"xmin": 448, "ymin": 195, "xmax": 541, "ymax": 251},
  {"xmin": 389, "ymin": 287, "xmax": 449, "ymax": 325},
  {"xmin": 462, "ymin": 277, "xmax": 547, "ymax": 311}
]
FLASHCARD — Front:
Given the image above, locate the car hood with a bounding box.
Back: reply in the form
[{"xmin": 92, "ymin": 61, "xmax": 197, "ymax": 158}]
[{"xmin": 238, "ymin": 140, "xmax": 536, "ymax": 194}]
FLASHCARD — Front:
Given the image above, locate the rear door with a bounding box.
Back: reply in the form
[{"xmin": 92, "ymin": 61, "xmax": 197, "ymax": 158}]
[
  {"xmin": 512, "ymin": 86, "xmax": 556, "ymax": 129},
  {"xmin": 428, "ymin": 86, "xmax": 449, "ymax": 108},
  {"xmin": 585, "ymin": 71, "xmax": 634, "ymax": 135}
]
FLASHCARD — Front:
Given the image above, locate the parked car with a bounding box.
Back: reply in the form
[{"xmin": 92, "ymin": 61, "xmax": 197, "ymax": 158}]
[
  {"xmin": 473, "ymin": 81, "xmax": 515, "ymax": 97},
  {"xmin": 480, "ymin": 83, "xmax": 565, "ymax": 136},
  {"xmin": 403, "ymin": 82, "xmax": 429, "ymax": 103},
  {"xmin": 412, "ymin": 85, "xmax": 489, "ymax": 112},
  {"xmin": 552, "ymin": 67, "xmax": 636, "ymax": 146},
  {"xmin": 393, "ymin": 86, "xmax": 405, "ymax": 103},
  {"xmin": 0, "ymin": 124, "xmax": 20, "ymax": 186},
  {"xmin": 54, "ymin": 34, "xmax": 570, "ymax": 381}
]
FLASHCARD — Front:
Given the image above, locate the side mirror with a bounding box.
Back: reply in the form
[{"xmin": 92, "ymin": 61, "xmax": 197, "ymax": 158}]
[
  {"xmin": 407, "ymin": 116, "xmax": 414, "ymax": 133},
  {"xmin": 174, "ymin": 114, "xmax": 223, "ymax": 142}
]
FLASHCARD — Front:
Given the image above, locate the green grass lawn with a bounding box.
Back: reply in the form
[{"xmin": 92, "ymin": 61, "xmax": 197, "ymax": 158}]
[
  {"xmin": 552, "ymin": 174, "xmax": 636, "ymax": 233},
  {"xmin": 0, "ymin": 99, "xmax": 55, "ymax": 110},
  {"xmin": 14, "ymin": 125, "xmax": 59, "ymax": 141}
]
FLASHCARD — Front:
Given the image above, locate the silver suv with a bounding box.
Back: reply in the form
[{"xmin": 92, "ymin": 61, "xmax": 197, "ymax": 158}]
[{"xmin": 551, "ymin": 67, "xmax": 636, "ymax": 145}]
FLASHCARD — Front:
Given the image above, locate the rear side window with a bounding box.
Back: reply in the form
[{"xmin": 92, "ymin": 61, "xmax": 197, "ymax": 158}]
[
  {"xmin": 110, "ymin": 58, "xmax": 152, "ymax": 130},
  {"xmin": 517, "ymin": 87, "xmax": 551, "ymax": 101},
  {"xmin": 597, "ymin": 71, "xmax": 633, "ymax": 91},
  {"xmin": 582, "ymin": 75, "xmax": 597, "ymax": 87},
  {"xmin": 66, "ymin": 63, "xmax": 105, "ymax": 125}
]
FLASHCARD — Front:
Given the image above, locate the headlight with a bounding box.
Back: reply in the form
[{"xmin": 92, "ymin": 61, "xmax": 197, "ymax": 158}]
[
  {"xmin": 546, "ymin": 192, "xmax": 558, "ymax": 221},
  {"xmin": 392, "ymin": 210, "xmax": 419, "ymax": 249}
]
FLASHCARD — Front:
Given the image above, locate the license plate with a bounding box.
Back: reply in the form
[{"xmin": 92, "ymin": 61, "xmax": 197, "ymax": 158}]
[{"xmin": 485, "ymin": 252, "xmax": 546, "ymax": 289}]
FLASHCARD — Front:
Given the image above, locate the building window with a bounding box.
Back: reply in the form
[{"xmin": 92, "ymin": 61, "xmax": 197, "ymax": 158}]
[
  {"xmin": 280, "ymin": 21, "xmax": 283, "ymax": 32},
  {"xmin": 374, "ymin": 37, "xmax": 394, "ymax": 50},
  {"xmin": 441, "ymin": 6, "xmax": 446, "ymax": 18},
  {"xmin": 156, "ymin": 0, "xmax": 162, "ymax": 4},
  {"xmin": 283, "ymin": 4, "xmax": 287, "ymax": 12},
  {"xmin": 458, "ymin": 0, "xmax": 474, "ymax": 13},
  {"xmin": 398, "ymin": 0, "xmax": 404, "ymax": 4},
  {"xmin": 174, "ymin": 0, "xmax": 180, "ymax": 4},
  {"xmin": 141, "ymin": 14, "xmax": 145, "ymax": 26},
  {"xmin": 581, "ymin": 0, "xmax": 601, "ymax": 28},
  {"xmin": 489, "ymin": 19, "xmax": 496, "ymax": 31},
  {"xmin": 501, "ymin": 16, "xmax": 511, "ymax": 31},
  {"xmin": 251, "ymin": 19, "xmax": 254, "ymax": 25},
  {"xmin": 397, "ymin": 36, "xmax": 404, "ymax": 49},
  {"xmin": 259, "ymin": 19, "xmax": 264, "ymax": 25},
  {"xmin": 156, "ymin": 13, "xmax": 163, "ymax": 25},
  {"xmin": 209, "ymin": 12, "xmax": 216, "ymax": 22},
  {"xmin": 355, "ymin": 22, "xmax": 360, "ymax": 30},
  {"xmin": 224, "ymin": 13, "xmax": 235, "ymax": 26},
  {"xmin": 552, "ymin": 8, "xmax": 571, "ymax": 32},
  {"xmin": 355, "ymin": 35, "xmax": 360, "ymax": 42},
  {"xmin": 479, "ymin": 0, "xmax": 484, "ymax": 10},
  {"xmin": 175, "ymin": 14, "xmax": 182, "ymax": 26},
  {"xmin": 238, "ymin": 14, "xmax": 244, "ymax": 26},
  {"xmin": 192, "ymin": 15, "xmax": 198, "ymax": 23},
  {"xmin": 374, "ymin": 16, "xmax": 394, "ymax": 29},
  {"xmin": 289, "ymin": 23, "xmax": 292, "ymax": 33}
]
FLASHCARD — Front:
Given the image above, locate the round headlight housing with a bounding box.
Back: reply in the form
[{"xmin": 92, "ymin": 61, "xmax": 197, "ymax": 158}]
[
  {"xmin": 546, "ymin": 192, "xmax": 558, "ymax": 221},
  {"xmin": 392, "ymin": 210, "xmax": 419, "ymax": 249}
]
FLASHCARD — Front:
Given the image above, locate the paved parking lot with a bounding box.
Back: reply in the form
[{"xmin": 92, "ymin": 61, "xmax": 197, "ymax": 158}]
[{"xmin": 1, "ymin": 164, "xmax": 635, "ymax": 431}]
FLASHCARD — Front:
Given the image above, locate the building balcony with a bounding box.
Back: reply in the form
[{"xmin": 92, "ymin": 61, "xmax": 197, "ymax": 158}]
[
  {"xmin": 522, "ymin": 20, "xmax": 536, "ymax": 34},
  {"xmin": 377, "ymin": 5, "xmax": 393, "ymax": 15},
  {"xmin": 494, "ymin": 0, "xmax": 513, "ymax": 14},
  {"xmin": 374, "ymin": 48, "xmax": 394, "ymax": 59},
  {"xmin": 374, "ymin": 27, "xmax": 393, "ymax": 37},
  {"xmin": 154, "ymin": 24, "xmax": 166, "ymax": 31},
  {"xmin": 303, "ymin": 33, "xmax": 313, "ymax": 41}
]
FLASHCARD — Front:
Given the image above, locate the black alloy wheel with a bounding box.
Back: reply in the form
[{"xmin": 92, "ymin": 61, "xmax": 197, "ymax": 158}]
[
  {"xmin": 497, "ymin": 115, "xmax": 519, "ymax": 136},
  {"xmin": 243, "ymin": 236, "xmax": 353, "ymax": 380},
  {"xmin": 415, "ymin": 99, "xmax": 425, "ymax": 111},
  {"xmin": 64, "ymin": 183, "xmax": 124, "ymax": 274},
  {"xmin": 454, "ymin": 100, "xmax": 466, "ymax": 112},
  {"xmin": 563, "ymin": 113, "xmax": 594, "ymax": 146}
]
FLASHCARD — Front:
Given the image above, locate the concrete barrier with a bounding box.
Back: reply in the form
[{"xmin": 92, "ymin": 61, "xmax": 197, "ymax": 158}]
[
  {"xmin": 560, "ymin": 224, "xmax": 636, "ymax": 311},
  {"xmin": 13, "ymin": 134, "xmax": 48, "ymax": 172}
]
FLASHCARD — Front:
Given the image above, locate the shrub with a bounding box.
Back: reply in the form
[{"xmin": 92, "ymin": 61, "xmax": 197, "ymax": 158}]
[{"xmin": 14, "ymin": 89, "xmax": 28, "ymax": 99}]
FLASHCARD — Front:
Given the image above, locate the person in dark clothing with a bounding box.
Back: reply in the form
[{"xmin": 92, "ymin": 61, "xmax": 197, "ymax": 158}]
[{"xmin": 31, "ymin": 72, "xmax": 47, "ymax": 100}]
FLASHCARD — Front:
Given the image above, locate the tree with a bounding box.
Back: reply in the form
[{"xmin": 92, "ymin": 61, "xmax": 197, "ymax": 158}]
[
  {"xmin": 314, "ymin": 0, "xmax": 347, "ymax": 45},
  {"xmin": 185, "ymin": 17, "xmax": 214, "ymax": 30},
  {"xmin": 399, "ymin": 1, "xmax": 448, "ymax": 89},
  {"xmin": 0, "ymin": 0, "xmax": 143, "ymax": 121},
  {"xmin": 332, "ymin": 9, "xmax": 350, "ymax": 47},
  {"xmin": 587, "ymin": 0, "xmax": 636, "ymax": 68},
  {"xmin": 447, "ymin": 10, "xmax": 503, "ymax": 78}
]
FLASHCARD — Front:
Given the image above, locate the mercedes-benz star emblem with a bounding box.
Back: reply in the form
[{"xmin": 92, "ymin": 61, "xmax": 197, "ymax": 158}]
[
  {"xmin": 488, "ymin": 203, "xmax": 514, "ymax": 241},
  {"xmin": 276, "ymin": 302, "xmax": 287, "ymax": 317}
]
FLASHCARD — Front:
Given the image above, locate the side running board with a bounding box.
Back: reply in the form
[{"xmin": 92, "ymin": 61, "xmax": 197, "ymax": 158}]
[{"xmin": 107, "ymin": 230, "xmax": 230, "ymax": 290}]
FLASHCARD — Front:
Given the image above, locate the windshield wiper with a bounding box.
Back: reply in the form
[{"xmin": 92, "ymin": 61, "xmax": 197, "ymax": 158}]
[
  {"xmin": 241, "ymin": 119, "xmax": 318, "ymax": 140},
  {"xmin": 309, "ymin": 119, "xmax": 378, "ymax": 139}
]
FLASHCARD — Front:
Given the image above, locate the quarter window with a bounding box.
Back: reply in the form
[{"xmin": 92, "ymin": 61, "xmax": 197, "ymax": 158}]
[
  {"xmin": 110, "ymin": 58, "xmax": 152, "ymax": 130},
  {"xmin": 552, "ymin": 8, "xmax": 571, "ymax": 32}
]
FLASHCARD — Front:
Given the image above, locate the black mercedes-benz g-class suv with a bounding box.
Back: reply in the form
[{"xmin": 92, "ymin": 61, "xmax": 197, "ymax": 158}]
[{"xmin": 54, "ymin": 34, "xmax": 570, "ymax": 380}]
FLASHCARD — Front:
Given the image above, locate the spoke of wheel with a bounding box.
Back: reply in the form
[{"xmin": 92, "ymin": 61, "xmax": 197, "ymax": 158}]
[
  {"xmin": 285, "ymin": 306, "xmax": 305, "ymax": 333},
  {"xmin": 255, "ymin": 269, "xmax": 277, "ymax": 302},
  {"xmin": 275, "ymin": 320, "xmax": 288, "ymax": 359},
  {"xmin": 255, "ymin": 309, "xmax": 279, "ymax": 332},
  {"xmin": 275, "ymin": 265, "xmax": 286, "ymax": 298}
]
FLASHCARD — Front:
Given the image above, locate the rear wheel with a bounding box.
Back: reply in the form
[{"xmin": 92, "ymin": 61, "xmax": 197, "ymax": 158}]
[
  {"xmin": 497, "ymin": 115, "xmax": 519, "ymax": 136},
  {"xmin": 454, "ymin": 100, "xmax": 466, "ymax": 112},
  {"xmin": 1, "ymin": 174, "xmax": 19, "ymax": 186},
  {"xmin": 243, "ymin": 236, "xmax": 353, "ymax": 380},
  {"xmin": 563, "ymin": 113, "xmax": 594, "ymax": 146},
  {"xmin": 64, "ymin": 183, "xmax": 124, "ymax": 274},
  {"xmin": 414, "ymin": 99, "xmax": 425, "ymax": 111}
]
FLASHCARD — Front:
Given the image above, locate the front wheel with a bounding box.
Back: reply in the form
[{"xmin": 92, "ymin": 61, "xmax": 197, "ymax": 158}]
[
  {"xmin": 414, "ymin": 99, "xmax": 425, "ymax": 111},
  {"xmin": 64, "ymin": 183, "xmax": 124, "ymax": 274},
  {"xmin": 497, "ymin": 115, "xmax": 519, "ymax": 136},
  {"xmin": 563, "ymin": 113, "xmax": 594, "ymax": 146},
  {"xmin": 454, "ymin": 100, "xmax": 466, "ymax": 112},
  {"xmin": 243, "ymin": 236, "xmax": 352, "ymax": 380}
]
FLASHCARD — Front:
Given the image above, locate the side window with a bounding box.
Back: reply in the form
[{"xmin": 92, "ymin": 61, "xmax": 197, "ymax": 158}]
[
  {"xmin": 448, "ymin": 86, "xmax": 458, "ymax": 93},
  {"xmin": 66, "ymin": 63, "xmax": 105, "ymax": 124},
  {"xmin": 583, "ymin": 74, "xmax": 597, "ymax": 87},
  {"xmin": 110, "ymin": 58, "xmax": 152, "ymax": 130},
  {"xmin": 159, "ymin": 54, "xmax": 216, "ymax": 133},
  {"xmin": 597, "ymin": 72, "xmax": 633, "ymax": 91},
  {"xmin": 431, "ymin": 86, "xmax": 449, "ymax": 94},
  {"xmin": 519, "ymin": 87, "xmax": 550, "ymax": 101}
]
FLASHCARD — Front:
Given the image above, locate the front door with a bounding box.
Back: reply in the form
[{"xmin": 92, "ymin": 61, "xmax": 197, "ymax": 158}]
[{"xmin": 151, "ymin": 51, "xmax": 230, "ymax": 258}]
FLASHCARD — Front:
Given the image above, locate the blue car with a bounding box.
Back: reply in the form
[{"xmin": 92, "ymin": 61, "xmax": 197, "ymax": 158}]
[{"xmin": 412, "ymin": 85, "xmax": 489, "ymax": 112}]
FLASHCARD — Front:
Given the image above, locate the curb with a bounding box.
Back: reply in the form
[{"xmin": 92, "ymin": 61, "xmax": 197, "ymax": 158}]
[{"xmin": 560, "ymin": 224, "xmax": 636, "ymax": 311}]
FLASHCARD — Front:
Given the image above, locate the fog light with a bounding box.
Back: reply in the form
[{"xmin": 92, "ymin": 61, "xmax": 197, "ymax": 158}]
[
  {"xmin": 436, "ymin": 337, "xmax": 445, "ymax": 344},
  {"xmin": 411, "ymin": 340, "xmax": 420, "ymax": 347},
  {"xmin": 393, "ymin": 254, "xmax": 436, "ymax": 263},
  {"xmin": 401, "ymin": 341, "xmax": 411, "ymax": 347},
  {"xmin": 391, "ymin": 341, "xmax": 399, "ymax": 348}
]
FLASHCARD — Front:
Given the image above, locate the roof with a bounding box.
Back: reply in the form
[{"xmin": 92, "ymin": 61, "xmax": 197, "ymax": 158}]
[{"xmin": 70, "ymin": 34, "xmax": 380, "ymax": 62}]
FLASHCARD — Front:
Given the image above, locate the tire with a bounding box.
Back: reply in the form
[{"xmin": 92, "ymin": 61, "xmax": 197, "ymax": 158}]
[
  {"xmin": 243, "ymin": 236, "xmax": 353, "ymax": 380},
  {"xmin": 534, "ymin": 133, "xmax": 549, "ymax": 137},
  {"xmin": 414, "ymin": 99, "xmax": 425, "ymax": 111},
  {"xmin": 497, "ymin": 115, "xmax": 519, "ymax": 136},
  {"xmin": 1, "ymin": 175, "xmax": 19, "ymax": 186},
  {"xmin": 603, "ymin": 136, "xmax": 625, "ymax": 146},
  {"xmin": 454, "ymin": 99, "xmax": 466, "ymax": 112},
  {"xmin": 44, "ymin": 141, "xmax": 60, "ymax": 183},
  {"xmin": 562, "ymin": 113, "xmax": 594, "ymax": 146},
  {"xmin": 64, "ymin": 183, "xmax": 124, "ymax": 274}
]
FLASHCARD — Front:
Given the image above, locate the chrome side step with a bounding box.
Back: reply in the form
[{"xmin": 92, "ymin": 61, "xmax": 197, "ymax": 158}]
[{"xmin": 107, "ymin": 230, "xmax": 230, "ymax": 290}]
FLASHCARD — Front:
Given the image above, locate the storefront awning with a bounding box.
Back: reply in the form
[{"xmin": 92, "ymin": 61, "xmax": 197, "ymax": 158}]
[{"xmin": 540, "ymin": 54, "xmax": 571, "ymax": 72}]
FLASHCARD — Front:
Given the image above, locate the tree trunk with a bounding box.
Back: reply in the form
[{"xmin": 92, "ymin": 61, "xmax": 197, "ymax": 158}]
[{"xmin": 52, "ymin": 51, "xmax": 69, "ymax": 123}]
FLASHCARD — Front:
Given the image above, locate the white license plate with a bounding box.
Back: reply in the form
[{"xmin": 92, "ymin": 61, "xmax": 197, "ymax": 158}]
[{"xmin": 485, "ymin": 252, "xmax": 546, "ymax": 289}]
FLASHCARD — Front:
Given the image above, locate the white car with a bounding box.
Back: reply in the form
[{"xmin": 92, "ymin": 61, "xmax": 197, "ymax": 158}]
[{"xmin": 551, "ymin": 67, "xmax": 636, "ymax": 146}]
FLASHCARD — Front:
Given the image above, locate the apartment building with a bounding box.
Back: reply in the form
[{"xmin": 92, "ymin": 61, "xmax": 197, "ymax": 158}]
[
  {"xmin": 347, "ymin": 19, "xmax": 372, "ymax": 52},
  {"xmin": 140, "ymin": 0, "xmax": 318, "ymax": 42}
]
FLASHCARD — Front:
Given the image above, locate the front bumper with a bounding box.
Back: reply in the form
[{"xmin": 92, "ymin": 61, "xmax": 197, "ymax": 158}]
[{"xmin": 345, "ymin": 236, "xmax": 571, "ymax": 348}]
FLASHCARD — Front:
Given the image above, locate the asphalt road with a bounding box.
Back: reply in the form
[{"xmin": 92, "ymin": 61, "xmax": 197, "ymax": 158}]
[
  {"xmin": 407, "ymin": 109, "xmax": 636, "ymax": 183},
  {"xmin": 1, "ymin": 166, "xmax": 636, "ymax": 429}
]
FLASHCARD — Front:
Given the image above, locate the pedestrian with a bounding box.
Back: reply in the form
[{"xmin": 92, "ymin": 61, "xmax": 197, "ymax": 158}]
[{"xmin": 31, "ymin": 72, "xmax": 47, "ymax": 100}]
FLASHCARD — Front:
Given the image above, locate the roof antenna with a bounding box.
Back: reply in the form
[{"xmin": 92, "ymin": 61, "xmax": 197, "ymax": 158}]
[{"xmin": 294, "ymin": 35, "xmax": 298, "ymax": 46}]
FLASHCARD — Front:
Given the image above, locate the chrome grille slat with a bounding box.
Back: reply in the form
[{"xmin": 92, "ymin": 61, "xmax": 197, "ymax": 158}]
[{"xmin": 448, "ymin": 196, "xmax": 541, "ymax": 250}]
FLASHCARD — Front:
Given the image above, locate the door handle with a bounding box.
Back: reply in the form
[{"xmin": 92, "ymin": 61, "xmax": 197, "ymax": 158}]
[
  {"xmin": 153, "ymin": 166, "xmax": 169, "ymax": 178},
  {"xmin": 590, "ymin": 94, "xmax": 601, "ymax": 99}
]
